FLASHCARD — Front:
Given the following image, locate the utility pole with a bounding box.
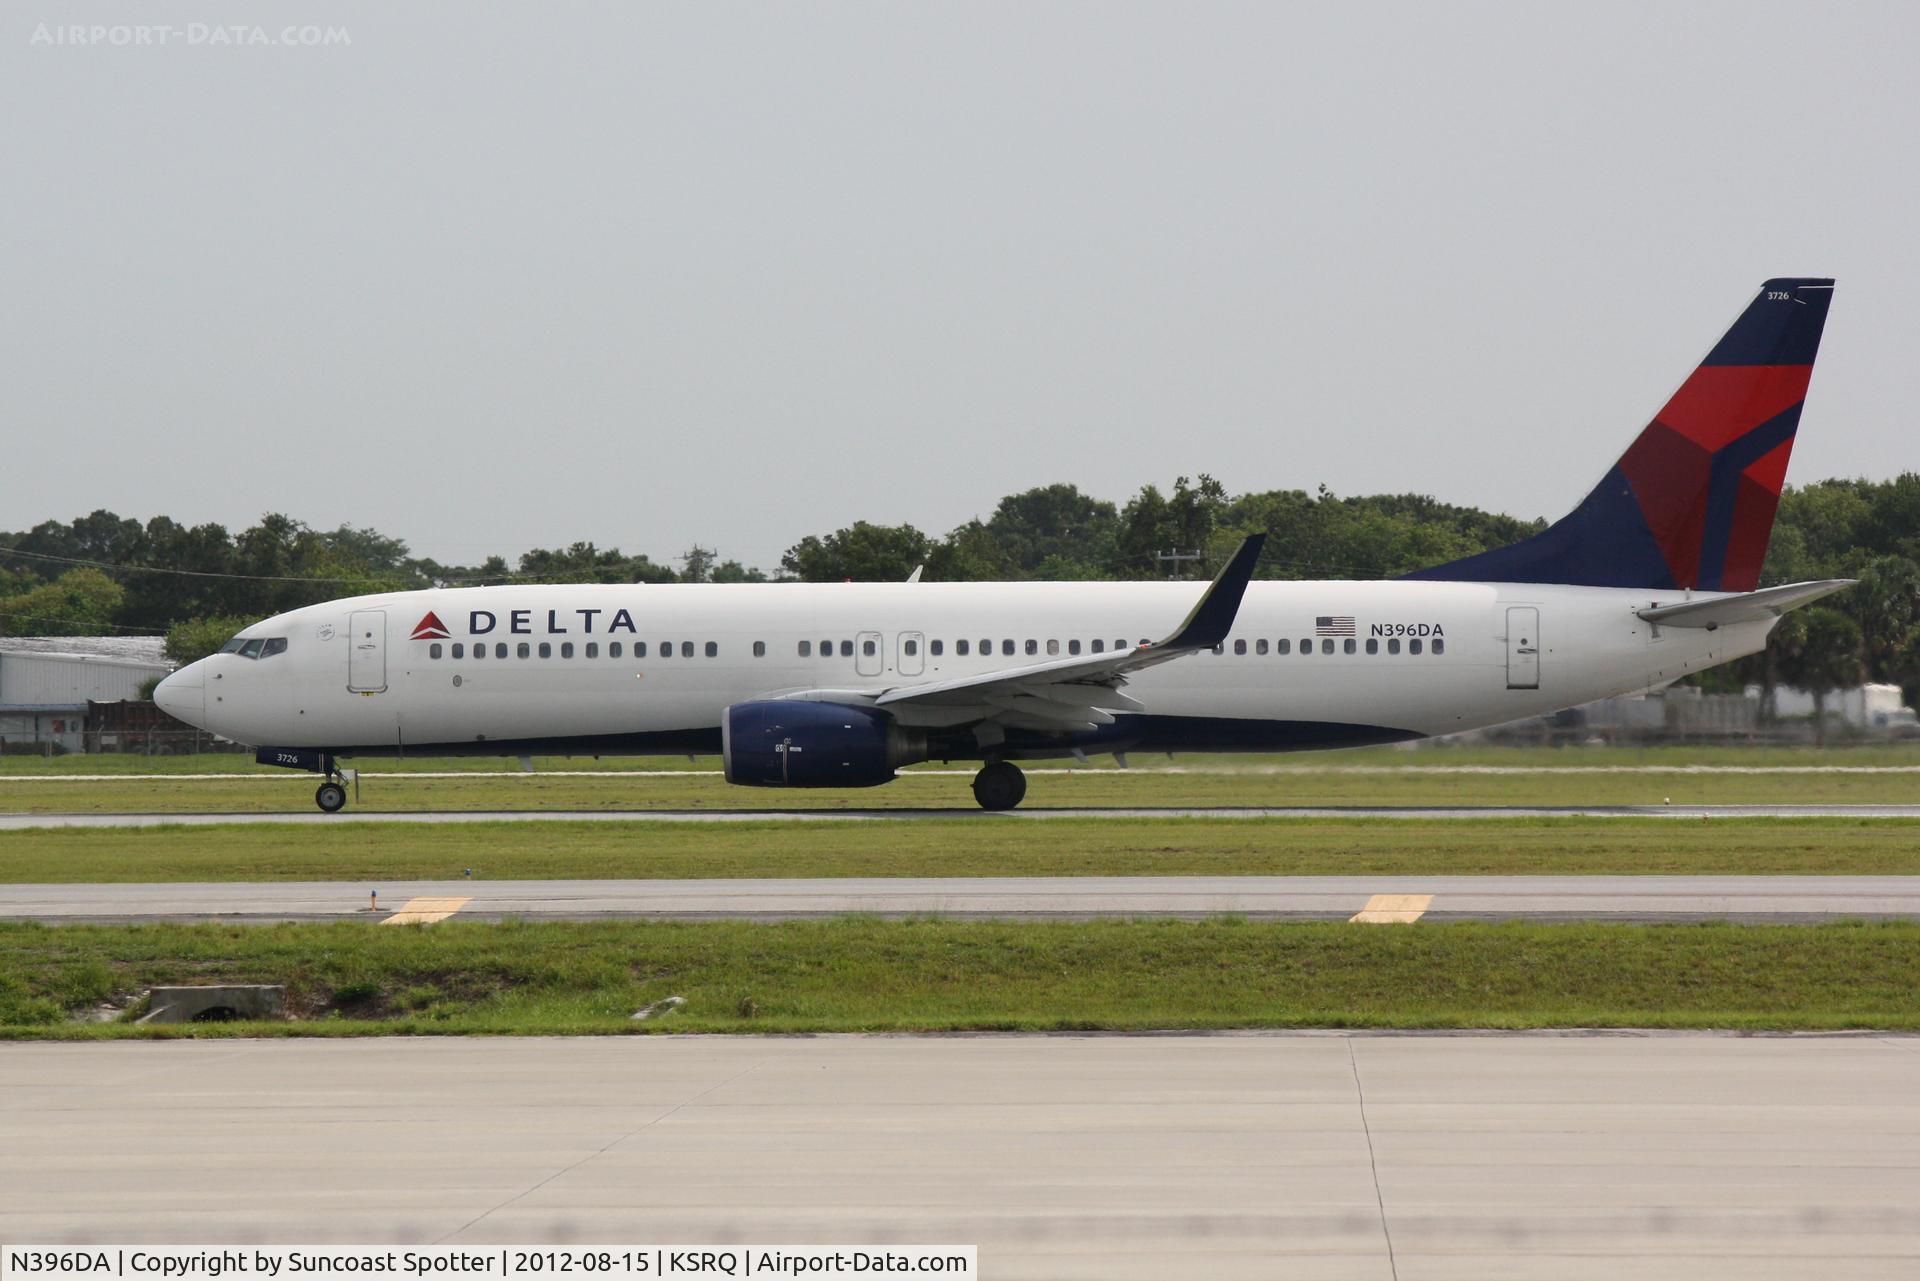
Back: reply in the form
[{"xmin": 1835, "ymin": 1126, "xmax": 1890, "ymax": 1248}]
[{"xmin": 1154, "ymin": 549, "xmax": 1204, "ymax": 579}]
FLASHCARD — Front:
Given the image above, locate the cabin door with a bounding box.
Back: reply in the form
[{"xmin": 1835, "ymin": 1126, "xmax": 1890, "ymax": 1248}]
[
  {"xmin": 347, "ymin": 610, "xmax": 388, "ymax": 693},
  {"xmin": 1505, "ymin": 606, "xmax": 1540, "ymax": 690}
]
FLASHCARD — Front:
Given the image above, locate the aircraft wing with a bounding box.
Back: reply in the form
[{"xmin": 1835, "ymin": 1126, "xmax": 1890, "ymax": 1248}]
[
  {"xmin": 1635, "ymin": 579, "xmax": 1855, "ymax": 629},
  {"xmin": 774, "ymin": 535, "xmax": 1265, "ymax": 736}
]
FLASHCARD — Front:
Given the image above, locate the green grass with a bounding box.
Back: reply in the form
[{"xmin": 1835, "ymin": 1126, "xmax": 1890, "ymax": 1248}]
[
  {"xmin": 7, "ymin": 917, "xmax": 1919, "ymax": 1037},
  {"xmin": 2, "ymin": 816, "xmax": 1917, "ymax": 882},
  {"xmin": 5, "ymin": 762, "xmax": 1920, "ymax": 814},
  {"xmin": 3, "ymin": 744, "xmax": 1918, "ymax": 812}
]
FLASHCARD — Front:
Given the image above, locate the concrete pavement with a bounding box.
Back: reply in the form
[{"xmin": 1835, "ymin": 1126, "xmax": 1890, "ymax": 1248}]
[
  {"xmin": 4, "ymin": 1033, "xmax": 1918, "ymax": 1279},
  {"xmin": 5, "ymin": 803, "xmax": 1920, "ymax": 828},
  {"xmin": 9, "ymin": 874, "xmax": 1920, "ymax": 924}
]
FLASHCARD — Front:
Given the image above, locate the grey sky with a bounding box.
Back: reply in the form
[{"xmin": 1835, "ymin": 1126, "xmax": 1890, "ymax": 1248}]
[{"xmin": 5, "ymin": 1, "xmax": 1915, "ymax": 572}]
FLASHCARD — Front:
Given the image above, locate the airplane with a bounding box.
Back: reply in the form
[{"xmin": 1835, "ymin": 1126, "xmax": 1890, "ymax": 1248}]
[{"xmin": 155, "ymin": 277, "xmax": 1849, "ymax": 813}]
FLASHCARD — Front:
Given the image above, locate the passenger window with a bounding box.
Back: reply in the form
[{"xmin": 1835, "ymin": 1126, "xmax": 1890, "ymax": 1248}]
[
  {"xmin": 979, "ymin": 638, "xmax": 991, "ymax": 655},
  {"xmin": 1046, "ymin": 639, "xmax": 1059, "ymax": 656},
  {"xmin": 561, "ymin": 642, "xmax": 574, "ymax": 658},
  {"xmin": 704, "ymin": 642, "xmax": 717, "ymax": 657},
  {"xmin": 1276, "ymin": 639, "xmax": 1290, "ymax": 654},
  {"xmin": 1321, "ymin": 639, "xmax": 1334, "ymax": 654},
  {"xmin": 685, "ymin": 642, "xmax": 697, "ymax": 658},
  {"xmin": 1212, "ymin": 643, "xmax": 1224, "ymax": 655},
  {"xmin": 1433, "ymin": 638, "xmax": 1445, "ymax": 655},
  {"xmin": 840, "ymin": 640, "xmax": 853, "ymax": 658},
  {"xmin": 863, "ymin": 639, "xmax": 877, "ymax": 657},
  {"xmin": 753, "ymin": 641, "xmax": 766, "ymax": 657},
  {"xmin": 451, "ymin": 643, "xmax": 464, "ymax": 659},
  {"xmin": 1365, "ymin": 638, "xmax": 1378, "ymax": 655},
  {"xmin": 629, "ymin": 642, "xmax": 641, "ymax": 658},
  {"xmin": 1003, "ymin": 639, "xmax": 1016, "ymax": 656},
  {"xmin": 931, "ymin": 640, "xmax": 943, "ymax": 656},
  {"xmin": 1069, "ymin": 639, "xmax": 1081, "ymax": 655},
  {"xmin": 539, "ymin": 642, "xmax": 552, "ymax": 659},
  {"xmin": 660, "ymin": 643, "xmax": 673, "ymax": 659},
  {"xmin": 1344, "ymin": 638, "xmax": 1356, "ymax": 655},
  {"xmin": 799, "ymin": 640, "xmax": 812, "ymax": 657},
  {"xmin": 517, "ymin": 643, "xmax": 531, "ymax": 659},
  {"xmin": 262, "ymin": 638, "xmax": 288, "ymax": 658},
  {"xmin": 473, "ymin": 644, "xmax": 486, "ymax": 660},
  {"xmin": 1410, "ymin": 638, "xmax": 1424, "ymax": 655},
  {"xmin": 1255, "ymin": 639, "xmax": 1268, "ymax": 655},
  {"xmin": 1118, "ymin": 639, "xmax": 1129, "ymax": 651},
  {"xmin": 429, "ymin": 643, "xmax": 443, "ymax": 659},
  {"xmin": 495, "ymin": 643, "xmax": 508, "ymax": 659},
  {"xmin": 585, "ymin": 642, "xmax": 598, "ymax": 659},
  {"xmin": 239, "ymin": 639, "xmax": 265, "ymax": 659},
  {"xmin": 611, "ymin": 642, "xmax": 624, "ymax": 659},
  {"xmin": 904, "ymin": 639, "xmax": 918, "ymax": 656},
  {"xmin": 1091, "ymin": 639, "xmax": 1104, "ymax": 653},
  {"xmin": 1025, "ymin": 640, "xmax": 1038, "ymax": 656},
  {"xmin": 1233, "ymin": 639, "xmax": 1247, "ymax": 655},
  {"xmin": 1388, "ymin": 638, "xmax": 1400, "ymax": 654},
  {"xmin": 1300, "ymin": 640, "xmax": 1312, "ymax": 656}
]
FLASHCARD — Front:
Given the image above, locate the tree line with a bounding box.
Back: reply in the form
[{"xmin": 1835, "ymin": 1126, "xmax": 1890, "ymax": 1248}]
[{"xmin": 3, "ymin": 474, "xmax": 1917, "ymax": 708}]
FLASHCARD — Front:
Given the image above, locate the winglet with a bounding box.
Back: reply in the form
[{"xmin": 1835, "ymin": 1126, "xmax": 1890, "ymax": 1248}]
[{"xmin": 1158, "ymin": 534, "xmax": 1266, "ymax": 650}]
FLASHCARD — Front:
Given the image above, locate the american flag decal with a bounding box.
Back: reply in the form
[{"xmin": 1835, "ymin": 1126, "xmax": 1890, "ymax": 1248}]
[{"xmin": 1315, "ymin": 615, "xmax": 1356, "ymax": 637}]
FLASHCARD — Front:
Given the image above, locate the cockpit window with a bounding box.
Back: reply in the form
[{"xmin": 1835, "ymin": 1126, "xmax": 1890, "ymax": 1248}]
[{"xmin": 221, "ymin": 635, "xmax": 288, "ymax": 659}]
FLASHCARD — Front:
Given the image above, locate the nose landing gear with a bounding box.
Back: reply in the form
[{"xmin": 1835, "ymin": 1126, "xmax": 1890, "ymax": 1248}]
[
  {"xmin": 315, "ymin": 780, "xmax": 348, "ymax": 813},
  {"xmin": 312, "ymin": 755, "xmax": 349, "ymax": 813},
  {"xmin": 971, "ymin": 760, "xmax": 1027, "ymax": 811}
]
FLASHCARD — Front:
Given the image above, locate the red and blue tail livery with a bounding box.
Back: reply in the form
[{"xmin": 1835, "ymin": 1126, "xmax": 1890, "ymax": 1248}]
[{"xmin": 1409, "ymin": 277, "xmax": 1834, "ymax": 591}]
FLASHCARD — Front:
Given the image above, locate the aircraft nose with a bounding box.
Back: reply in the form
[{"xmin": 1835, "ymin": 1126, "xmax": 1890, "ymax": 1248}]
[{"xmin": 153, "ymin": 663, "xmax": 205, "ymax": 726}]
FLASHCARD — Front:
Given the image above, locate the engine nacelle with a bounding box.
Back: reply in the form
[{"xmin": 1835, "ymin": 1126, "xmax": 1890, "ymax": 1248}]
[{"xmin": 722, "ymin": 700, "xmax": 927, "ymax": 788}]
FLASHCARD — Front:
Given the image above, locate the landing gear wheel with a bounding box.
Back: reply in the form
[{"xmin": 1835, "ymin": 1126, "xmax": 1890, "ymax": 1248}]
[
  {"xmin": 971, "ymin": 761, "xmax": 1027, "ymax": 811},
  {"xmin": 315, "ymin": 781, "xmax": 347, "ymax": 813}
]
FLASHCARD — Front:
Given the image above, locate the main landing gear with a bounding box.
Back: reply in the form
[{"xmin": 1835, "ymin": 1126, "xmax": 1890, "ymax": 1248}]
[{"xmin": 971, "ymin": 760, "xmax": 1027, "ymax": 811}]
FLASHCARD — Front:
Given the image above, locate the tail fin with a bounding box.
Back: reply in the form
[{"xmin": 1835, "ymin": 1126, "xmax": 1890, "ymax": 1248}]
[{"xmin": 1407, "ymin": 277, "xmax": 1834, "ymax": 591}]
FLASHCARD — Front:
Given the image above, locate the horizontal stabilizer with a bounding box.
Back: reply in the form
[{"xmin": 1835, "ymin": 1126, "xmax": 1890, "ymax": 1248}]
[{"xmin": 1635, "ymin": 579, "xmax": 1854, "ymax": 629}]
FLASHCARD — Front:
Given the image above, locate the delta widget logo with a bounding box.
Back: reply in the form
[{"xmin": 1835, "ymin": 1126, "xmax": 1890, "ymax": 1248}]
[{"xmin": 410, "ymin": 611, "xmax": 451, "ymax": 641}]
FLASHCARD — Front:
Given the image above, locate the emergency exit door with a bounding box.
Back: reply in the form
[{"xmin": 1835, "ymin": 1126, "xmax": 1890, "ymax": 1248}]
[
  {"xmin": 855, "ymin": 630, "xmax": 883, "ymax": 677},
  {"xmin": 1506, "ymin": 606, "xmax": 1539, "ymax": 690},
  {"xmin": 348, "ymin": 610, "xmax": 387, "ymax": 692},
  {"xmin": 897, "ymin": 632, "xmax": 925, "ymax": 677}
]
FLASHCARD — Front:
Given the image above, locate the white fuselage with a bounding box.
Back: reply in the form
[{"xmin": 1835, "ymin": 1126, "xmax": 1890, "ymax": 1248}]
[{"xmin": 156, "ymin": 578, "xmax": 1767, "ymax": 761}]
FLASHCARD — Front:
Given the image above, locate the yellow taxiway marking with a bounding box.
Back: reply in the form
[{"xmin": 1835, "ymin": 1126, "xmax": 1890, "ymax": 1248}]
[
  {"xmin": 1350, "ymin": 893, "xmax": 1433, "ymax": 924},
  {"xmin": 381, "ymin": 896, "xmax": 472, "ymax": 925}
]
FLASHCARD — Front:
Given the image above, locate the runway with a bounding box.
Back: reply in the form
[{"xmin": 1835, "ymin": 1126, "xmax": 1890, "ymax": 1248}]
[
  {"xmin": 10, "ymin": 874, "xmax": 1920, "ymax": 923},
  {"xmin": 5, "ymin": 1033, "xmax": 1918, "ymax": 1279},
  {"xmin": 5, "ymin": 802, "xmax": 1920, "ymax": 829}
]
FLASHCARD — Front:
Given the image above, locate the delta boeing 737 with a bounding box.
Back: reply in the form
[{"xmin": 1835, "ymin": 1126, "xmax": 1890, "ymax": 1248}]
[{"xmin": 156, "ymin": 278, "xmax": 1849, "ymax": 812}]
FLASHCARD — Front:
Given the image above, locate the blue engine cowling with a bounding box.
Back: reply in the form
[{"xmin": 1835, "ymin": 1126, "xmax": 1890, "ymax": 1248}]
[{"xmin": 722, "ymin": 700, "xmax": 928, "ymax": 788}]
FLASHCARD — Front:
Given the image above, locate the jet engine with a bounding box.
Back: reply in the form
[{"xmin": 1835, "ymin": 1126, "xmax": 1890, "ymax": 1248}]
[{"xmin": 721, "ymin": 701, "xmax": 928, "ymax": 788}]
